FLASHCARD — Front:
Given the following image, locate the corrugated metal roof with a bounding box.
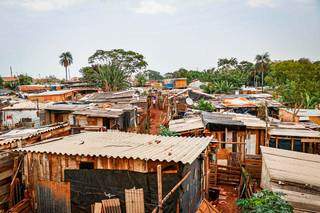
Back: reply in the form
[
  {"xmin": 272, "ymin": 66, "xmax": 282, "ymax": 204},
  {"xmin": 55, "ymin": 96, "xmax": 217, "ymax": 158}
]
[
  {"xmin": 15, "ymin": 131, "xmax": 212, "ymax": 164},
  {"xmin": 0, "ymin": 123, "xmax": 69, "ymax": 146},
  {"xmin": 28, "ymin": 90, "xmax": 73, "ymax": 97},
  {"xmin": 2, "ymin": 101, "xmax": 48, "ymax": 110},
  {"xmin": 73, "ymin": 109, "xmax": 124, "ymax": 118},
  {"xmin": 45, "ymin": 102, "xmax": 90, "ymax": 111},
  {"xmin": 282, "ymin": 108, "xmax": 320, "ymax": 117},
  {"xmin": 202, "ymin": 111, "xmax": 266, "ymax": 128},
  {"xmin": 169, "ymin": 116, "xmax": 204, "ymax": 133},
  {"xmin": 261, "ymin": 146, "xmax": 320, "ymax": 187},
  {"xmin": 270, "ymin": 128, "xmax": 320, "ymax": 138}
]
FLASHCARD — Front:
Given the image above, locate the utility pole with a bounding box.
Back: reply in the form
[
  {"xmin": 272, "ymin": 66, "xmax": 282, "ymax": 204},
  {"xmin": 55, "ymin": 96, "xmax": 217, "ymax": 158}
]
[{"xmin": 10, "ymin": 66, "xmax": 13, "ymax": 77}]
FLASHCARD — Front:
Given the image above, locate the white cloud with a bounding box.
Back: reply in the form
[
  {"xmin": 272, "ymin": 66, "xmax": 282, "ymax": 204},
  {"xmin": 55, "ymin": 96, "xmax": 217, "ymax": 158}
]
[
  {"xmin": 133, "ymin": 1, "xmax": 177, "ymax": 14},
  {"xmin": 2, "ymin": 0, "xmax": 88, "ymax": 11},
  {"xmin": 247, "ymin": 0, "xmax": 275, "ymax": 8}
]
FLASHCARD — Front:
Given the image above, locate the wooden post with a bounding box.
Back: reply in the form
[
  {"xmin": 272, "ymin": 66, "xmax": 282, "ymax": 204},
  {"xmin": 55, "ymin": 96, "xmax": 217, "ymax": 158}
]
[
  {"xmin": 157, "ymin": 165, "xmax": 163, "ymax": 213},
  {"xmin": 291, "ymin": 137, "xmax": 294, "ymax": 151}
]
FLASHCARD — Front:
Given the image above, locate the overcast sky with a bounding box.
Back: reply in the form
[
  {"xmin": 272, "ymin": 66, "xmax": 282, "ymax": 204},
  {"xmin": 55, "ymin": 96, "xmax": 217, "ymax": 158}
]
[{"xmin": 0, "ymin": 0, "xmax": 319, "ymax": 78}]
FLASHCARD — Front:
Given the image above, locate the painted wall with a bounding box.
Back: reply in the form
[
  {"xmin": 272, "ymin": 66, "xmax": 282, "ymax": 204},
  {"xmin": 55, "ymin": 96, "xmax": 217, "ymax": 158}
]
[{"xmin": 2, "ymin": 110, "xmax": 39, "ymax": 127}]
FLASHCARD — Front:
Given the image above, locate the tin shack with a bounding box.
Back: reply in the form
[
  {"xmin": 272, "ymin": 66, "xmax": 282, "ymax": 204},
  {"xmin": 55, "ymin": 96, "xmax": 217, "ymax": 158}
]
[
  {"xmin": 27, "ymin": 90, "xmax": 75, "ymax": 103},
  {"xmin": 15, "ymin": 131, "xmax": 212, "ymax": 213},
  {"xmin": 260, "ymin": 146, "xmax": 320, "ymax": 212}
]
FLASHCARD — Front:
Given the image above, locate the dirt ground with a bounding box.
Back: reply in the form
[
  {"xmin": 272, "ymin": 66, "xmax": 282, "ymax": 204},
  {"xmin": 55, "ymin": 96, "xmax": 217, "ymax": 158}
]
[
  {"xmin": 212, "ymin": 185, "xmax": 240, "ymax": 213},
  {"xmin": 149, "ymin": 108, "xmax": 166, "ymax": 135}
]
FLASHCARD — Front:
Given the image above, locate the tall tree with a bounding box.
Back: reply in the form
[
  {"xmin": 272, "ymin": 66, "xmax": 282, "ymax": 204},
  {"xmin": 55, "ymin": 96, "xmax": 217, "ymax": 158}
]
[
  {"xmin": 88, "ymin": 49, "xmax": 147, "ymax": 74},
  {"xmin": 92, "ymin": 64, "xmax": 130, "ymax": 91},
  {"xmin": 145, "ymin": 70, "xmax": 163, "ymax": 81},
  {"xmin": 59, "ymin": 52, "xmax": 73, "ymax": 81},
  {"xmin": 255, "ymin": 52, "xmax": 270, "ymax": 91},
  {"xmin": 217, "ymin": 57, "xmax": 238, "ymax": 69}
]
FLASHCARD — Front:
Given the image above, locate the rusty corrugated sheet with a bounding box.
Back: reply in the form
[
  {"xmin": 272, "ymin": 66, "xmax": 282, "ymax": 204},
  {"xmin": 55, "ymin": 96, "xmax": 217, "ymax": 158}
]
[
  {"xmin": 36, "ymin": 180, "xmax": 71, "ymax": 213},
  {"xmin": 101, "ymin": 198, "xmax": 121, "ymax": 213},
  {"xmin": 125, "ymin": 188, "xmax": 144, "ymax": 213}
]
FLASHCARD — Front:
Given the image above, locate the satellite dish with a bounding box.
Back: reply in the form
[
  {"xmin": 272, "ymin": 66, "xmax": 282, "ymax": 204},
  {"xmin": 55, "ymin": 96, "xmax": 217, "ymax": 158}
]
[{"xmin": 186, "ymin": 98, "xmax": 194, "ymax": 106}]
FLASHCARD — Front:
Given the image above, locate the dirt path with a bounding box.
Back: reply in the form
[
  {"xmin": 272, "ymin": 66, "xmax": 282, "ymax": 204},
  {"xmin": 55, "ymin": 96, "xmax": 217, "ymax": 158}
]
[{"xmin": 149, "ymin": 108, "xmax": 166, "ymax": 135}]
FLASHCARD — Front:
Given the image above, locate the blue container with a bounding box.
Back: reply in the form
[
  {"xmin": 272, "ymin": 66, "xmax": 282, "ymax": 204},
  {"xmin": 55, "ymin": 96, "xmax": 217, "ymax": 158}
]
[{"xmin": 164, "ymin": 83, "xmax": 174, "ymax": 89}]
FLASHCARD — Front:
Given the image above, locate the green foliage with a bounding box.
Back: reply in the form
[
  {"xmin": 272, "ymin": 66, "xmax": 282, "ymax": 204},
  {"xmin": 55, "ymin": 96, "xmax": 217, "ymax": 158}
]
[
  {"xmin": 169, "ymin": 68, "xmax": 213, "ymax": 83},
  {"xmin": 159, "ymin": 125, "xmax": 179, "ymax": 136},
  {"xmin": 237, "ymin": 189, "xmax": 293, "ymax": 213},
  {"xmin": 136, "ymin": 72, "xmax": 147, "ymax": 87},
  {"xmin": 265, "ymin": 59, "xmax": 320, "ymax": 109},
  {"xmin": 0, "ymin": 76, "xmax": 3, "ymax": 89},
  {"xmin": 145, "ymin": 70, "xmax": 163, "ymax": 80},
  {"xmin": 59, "ymin": 51, "xmax": 73, "ymax": 80},
  {"xmin": 18, "ymin": 74, "xmax": 33, "ymax": 85},
  {"xmin": 197, "ymin": 98, "xmax": 215, "ymax": 112},
  {"xmin": 88, "ymin": 49, "xmax": 147, "ymax": 74},
  {"xmin": 92, "ymin": 64, "xmax": 130, "ymax": 91}
]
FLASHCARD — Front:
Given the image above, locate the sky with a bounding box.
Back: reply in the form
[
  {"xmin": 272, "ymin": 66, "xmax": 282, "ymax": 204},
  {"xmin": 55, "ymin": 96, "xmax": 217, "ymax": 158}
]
[{"xmin": 0, "ymin": 0, "xmax": 319, "ymax": 79}]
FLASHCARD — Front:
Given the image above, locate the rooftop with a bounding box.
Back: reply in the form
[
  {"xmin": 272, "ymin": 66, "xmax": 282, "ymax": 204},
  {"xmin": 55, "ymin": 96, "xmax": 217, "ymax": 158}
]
[
  {"xmin": 261, "ymin": 146, "xmax": 320, "ymax": 188},
  {"xmin": 15, "ymin": 131, "xmax": 212, "ymax": 164},
  {"xmin": 202, "ymin": 111, "xmax": 266, "ymax": 129},
  {"xmin": 270, "ymin": 128, "xmax": 320, "ymax": 138},
  {"xmin": 27, "ymin": 89, "xmax": 73, "ymax": 97},
  {"xmin": 2, "ymin": 100, "xmax": 47, "ymax": 110},
  {"xmin": 0, "ymin": 123, "xmax": 68, "ymax": 146},
  {"xmin": 282, "ymin": 108, "xmax": 320, "ymax": 118},
  {"xmin": 169, "ymin": 116, "xmax": 204, "ymax": 133},
  {"xmin": 45, "ymin": 102, "xmax": 90, "ymax": 111}
]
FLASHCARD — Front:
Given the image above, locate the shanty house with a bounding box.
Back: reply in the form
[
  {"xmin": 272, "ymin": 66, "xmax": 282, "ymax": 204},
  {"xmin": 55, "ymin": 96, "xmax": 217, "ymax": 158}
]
[
  {"xmin": 169, "ymin": 116, "xmax": 204, "ymax": 136},
  {"xmin": 44, "ymin": 102, "xmax": 89, "ymax": 125},
  {"xmin": 0, "ymin": 101, "xmax": 47, "ymax": 128},
  {"xmin": 269, "ymin": 125, "xmax": 320, "ymax": 154},
  {"xmin": 27, "ymin": 90, "xmax": 75, "ymax": 103},
  {"xmin": 260, "ymin": 146, "xmax": 320, "ymax": 212},
  {"xmin": 15, "ymin": 131, "xmax": 211, "ymax": 213},
  {"xmin": 72, "ymin": 104, "xmax": 137, "ymax": 131},
  {"xmin": 202, "ymin": 112, "xmax": 266, "ymax": 157}
]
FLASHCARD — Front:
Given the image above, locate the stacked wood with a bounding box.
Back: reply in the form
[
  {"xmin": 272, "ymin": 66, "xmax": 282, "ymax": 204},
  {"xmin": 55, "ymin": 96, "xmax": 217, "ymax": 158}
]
[
  {"xmin": 216, "ymin": 165, "xmax": 241, "ymax": 186},
  {"xmin": 196, "ymin": 199, "xmax": 220, "ymax": 213},
  {"xmin": 7, "ymin": 198, "xmax": 32, "ymax": 213},
  {"xmin": 91, "ymin": 198, "xmax": 121, "ymax": 213},
  {"xmin": 243, "ymin": 155, "xmax": 262, "ymax": 181}
]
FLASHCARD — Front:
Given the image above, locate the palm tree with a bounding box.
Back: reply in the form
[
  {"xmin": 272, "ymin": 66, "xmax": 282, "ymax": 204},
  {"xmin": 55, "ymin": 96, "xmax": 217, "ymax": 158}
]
[
  {"xmin": 59, "ymin": 52, "xmax": 73, "ymax": 81},
  {"xmin": 255, "ymin": 52, "xmax": 270, "ymax": 92},
  {"xmin": 93, "ymin": 64, "xmax": 130, "ymax": 91}
]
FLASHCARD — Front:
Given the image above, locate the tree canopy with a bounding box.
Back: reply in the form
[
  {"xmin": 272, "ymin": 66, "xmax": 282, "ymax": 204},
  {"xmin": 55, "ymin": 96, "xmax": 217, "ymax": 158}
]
[
  {"xmin": 88, "ymin": 49, "xmax": 148, "ymax": 74},
  {"xmin": 265, "ymin": 59, "xmax": 320, "ymax": 110}
]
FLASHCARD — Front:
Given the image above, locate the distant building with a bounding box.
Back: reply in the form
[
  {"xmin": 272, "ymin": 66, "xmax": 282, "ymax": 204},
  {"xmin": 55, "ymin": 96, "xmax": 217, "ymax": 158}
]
[
  {"xmin": 279, "ymin": 108, "xmax": 320, "ymax": 124},
  {"xmin": 27, "ymin": 90, "xmax": 75, "ymax": 103},
  {"xmin": 0, "ymin": 101, "xmax": 47, "ymax": 128}
]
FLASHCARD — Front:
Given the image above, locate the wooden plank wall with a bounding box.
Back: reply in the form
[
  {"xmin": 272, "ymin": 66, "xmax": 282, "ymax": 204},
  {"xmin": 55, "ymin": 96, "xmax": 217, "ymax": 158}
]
[
  {"xmin": 0, "ymin": 153, "xmax": 13, "ymax": 212},
  {"xmin": 125, "ymin": 188, "xmax": 145, "ymax": 213}
]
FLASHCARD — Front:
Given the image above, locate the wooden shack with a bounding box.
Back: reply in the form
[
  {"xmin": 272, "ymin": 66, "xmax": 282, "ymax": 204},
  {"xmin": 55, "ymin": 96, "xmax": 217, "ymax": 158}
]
[
  {"xmin": 260, "ymin": 146, "xmax": 320, "ymax": 212},
  {"xmin": 28, "ymin": 90, "xmax": 75, "ymax": 103},
  {"xmin": 269, "ymin": 126, "xmax": 320, "ymax": 154},
  {"xmin": 169, "ymin": 116, "xmax": 204, "ymax": 136},
  {"xmin": 202, "ymin": 112, "xmax": 266, "ymax": 158},
  {"xmin": 15, "ymin": 131, "xmax": 212, "ymax": 213}
]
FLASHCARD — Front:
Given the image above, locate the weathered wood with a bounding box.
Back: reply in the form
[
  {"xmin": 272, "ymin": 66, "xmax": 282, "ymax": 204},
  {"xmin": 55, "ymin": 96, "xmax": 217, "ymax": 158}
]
[{"xmin": 157, "ymin": 165, "xmax": 163, "ymax": 213}]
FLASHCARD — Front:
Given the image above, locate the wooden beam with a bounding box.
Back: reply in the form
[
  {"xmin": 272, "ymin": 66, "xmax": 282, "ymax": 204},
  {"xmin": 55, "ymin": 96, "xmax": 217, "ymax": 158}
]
[
  {"xmin": 157, "ymin": 165, "xmax": 163, "ymax": 213},
  {"xmin": 162, "ymin": 171, "xmax": 191, "ymax": 205}
]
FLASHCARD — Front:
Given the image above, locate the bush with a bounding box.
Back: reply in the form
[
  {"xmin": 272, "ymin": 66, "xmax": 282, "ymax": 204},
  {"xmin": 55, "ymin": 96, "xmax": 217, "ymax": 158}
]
[
  {"xmin": 197, "ymin": 98, "xmax": 215, "ymax": 112},
  {"xmin": 159, "ymin": 125, "xmax": 179, "ymax": 136},
  {"xmin": 237, "ymin": 189, "xmax": 293, "ymax": 213}
]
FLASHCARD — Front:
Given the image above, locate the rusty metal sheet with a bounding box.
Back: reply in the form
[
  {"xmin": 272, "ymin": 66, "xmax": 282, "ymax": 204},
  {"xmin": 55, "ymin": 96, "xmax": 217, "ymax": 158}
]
[
  {"xmin": 125, "ymin": 188, "xmax": 144, "ymax": 213},
  {"xmin": 36, "ymin": 180, "xmax": 71, "ymax": 213}
]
